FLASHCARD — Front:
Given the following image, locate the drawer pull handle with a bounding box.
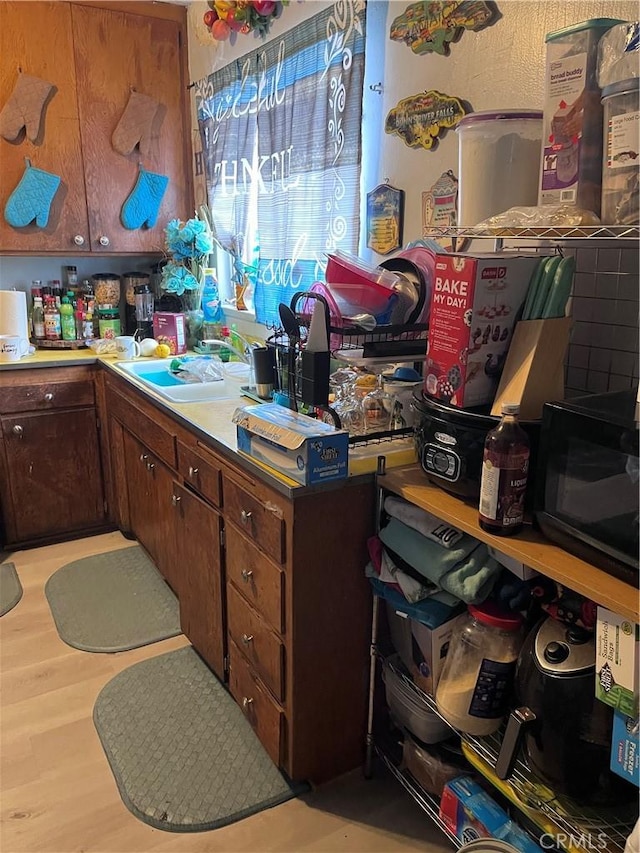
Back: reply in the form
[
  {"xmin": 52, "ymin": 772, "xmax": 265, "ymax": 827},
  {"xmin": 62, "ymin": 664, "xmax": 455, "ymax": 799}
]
[
  {"xmin": 240, "ymin": 509, "xmax": 252, "ymax": 525},
  {"xmin": 241, "ymin": 633, "xmax": 254, "ymax": 646},
  {"xmin": 242, "ymin": 697, "xmax": 254, "ymax": 711},
  {"xmin": 98, "ymin": 235, "xmax": 110, "ymax": 247},
  {"xmin": 241, "ymin": 569, "xmax": 253, "ymax": 583},
  {"xmin": 188, "ymin": 466, "xmax": 199, "ymax": 477},
  {"xmin": 140, "ymin": 453, "xmax": 148, "ymax": 463},
  {"xmin": 146, "ymin": 462, "xmax": 155, "ymax": 472},
  {"xmin": 73, "ymin": 234, "xmax": 85, "ymax": 246},
  {"xmin": 171, "ymin": 494, "xmax": 181, "ymax": 507},
  {"xmin": 43, "ymin": 392, "xmax": 54, "ymax": 402},
  {"xmin": 12, "ymin": 424, "xmax": 23, "ymax": 437}
]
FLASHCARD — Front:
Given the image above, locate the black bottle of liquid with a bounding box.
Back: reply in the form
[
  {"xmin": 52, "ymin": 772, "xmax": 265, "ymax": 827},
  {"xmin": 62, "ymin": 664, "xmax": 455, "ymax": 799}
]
[{"xmin": 478, "ymin": 403, "xmax": 530, "ymax": 536}]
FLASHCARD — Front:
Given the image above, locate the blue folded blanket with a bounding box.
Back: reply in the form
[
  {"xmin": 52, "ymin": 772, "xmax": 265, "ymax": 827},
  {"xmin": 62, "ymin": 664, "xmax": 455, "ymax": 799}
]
[{"xmin": 379, "ymin": 517, "xmax": 501, "ymax": 604}]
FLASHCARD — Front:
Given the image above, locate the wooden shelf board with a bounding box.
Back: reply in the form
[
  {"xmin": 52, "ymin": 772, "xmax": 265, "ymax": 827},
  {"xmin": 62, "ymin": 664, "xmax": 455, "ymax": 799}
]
[{"xmin": 380, "ymin": 466, "xmax": 639, "ymax": 623}]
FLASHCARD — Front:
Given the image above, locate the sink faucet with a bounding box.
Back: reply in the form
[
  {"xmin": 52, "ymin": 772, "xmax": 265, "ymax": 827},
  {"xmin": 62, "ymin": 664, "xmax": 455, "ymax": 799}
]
[{"xmin": 200, "ymin": 337, "xmax": 252, "ymax": 364}]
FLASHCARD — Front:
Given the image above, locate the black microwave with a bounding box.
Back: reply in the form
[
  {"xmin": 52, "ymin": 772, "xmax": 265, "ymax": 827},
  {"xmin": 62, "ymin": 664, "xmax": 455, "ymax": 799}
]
[{"xmin": 535, "ymin": 388, "xmax": 639, "ymax": 585}]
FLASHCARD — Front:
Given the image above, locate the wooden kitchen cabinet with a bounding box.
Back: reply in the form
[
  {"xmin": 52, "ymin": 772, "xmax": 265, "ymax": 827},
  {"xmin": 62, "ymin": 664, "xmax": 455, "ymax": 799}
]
[
  {"xmin": 0, "ymin": 1, "xmax": 192, "ymax": 254},
  {"xmin": 0, "ymin": 366, "xmax": 107, "ymax": 547}
]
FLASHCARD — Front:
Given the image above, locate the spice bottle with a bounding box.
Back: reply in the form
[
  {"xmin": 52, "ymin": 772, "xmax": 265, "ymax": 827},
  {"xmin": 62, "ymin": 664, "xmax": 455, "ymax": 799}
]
[
  {"xmin": 478, "ymin": 403, "xmax": 530, "ymax": 536},
  {"xmin": 435, "ymin": 603, "xmax": 524, "ymax": 736}
]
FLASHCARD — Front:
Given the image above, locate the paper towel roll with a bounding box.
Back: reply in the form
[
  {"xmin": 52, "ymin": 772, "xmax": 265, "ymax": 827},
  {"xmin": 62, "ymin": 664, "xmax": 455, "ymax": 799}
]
[{"xmin": 0, "ymin": 290, "xmax": 30, "ymax": 344}]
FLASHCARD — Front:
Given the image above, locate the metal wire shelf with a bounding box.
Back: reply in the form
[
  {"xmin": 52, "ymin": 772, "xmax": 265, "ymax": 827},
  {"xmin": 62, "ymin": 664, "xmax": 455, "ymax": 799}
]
[
  {"xmin": 381, "ymin": 653, "xmax": 637, "ymax": 853},
  {"xmin": 424, "ymin": 225, "xmax": 639, "ymax": 243}
]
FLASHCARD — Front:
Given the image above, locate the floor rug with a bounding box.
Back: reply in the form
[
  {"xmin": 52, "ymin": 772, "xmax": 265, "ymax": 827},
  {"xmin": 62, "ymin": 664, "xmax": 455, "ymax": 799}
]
[
  {"xmin": 0, "ymin": 562, "xmax": 23, "ymax": 617},
  {"xmin": 45, "ymin": 546, "xmax": 180, "ymax": 653},
  {"xmin": 93, "ymin": 645, "xmax": 306, "ymax": 832}
]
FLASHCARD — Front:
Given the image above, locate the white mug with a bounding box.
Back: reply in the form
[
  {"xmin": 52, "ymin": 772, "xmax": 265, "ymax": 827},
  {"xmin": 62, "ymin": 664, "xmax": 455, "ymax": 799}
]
[
  {"xmin": 114, "ymin": 336, "xmax": 141, "ymax": 360},
  {"xmin": 0, "ymin": 334, "xmax": 29, "ymax": 362}
]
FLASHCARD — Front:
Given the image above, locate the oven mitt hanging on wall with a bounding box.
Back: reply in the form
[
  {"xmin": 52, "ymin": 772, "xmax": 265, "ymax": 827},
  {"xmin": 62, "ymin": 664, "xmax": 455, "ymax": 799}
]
[
  {"xmin": 112, "ymin": 91, "xmax": 164, "ymax": 157},
  {"xmin": 0, "ymin": 73, "xmax": 55, "ymax": 143},
  {"xmin": 4, "ymin": 159, "xmax": 61, "ymax": 228},
  {"xmin": 120, "ymin": 166, "xmax": 168, "ymax": 230}
]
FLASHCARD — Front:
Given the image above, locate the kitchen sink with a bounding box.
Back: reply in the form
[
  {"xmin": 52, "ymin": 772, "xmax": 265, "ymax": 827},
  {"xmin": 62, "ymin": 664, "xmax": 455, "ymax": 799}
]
[{"xmin": 116, "ymin": 358, "xmax": 237, "ymax": 403}]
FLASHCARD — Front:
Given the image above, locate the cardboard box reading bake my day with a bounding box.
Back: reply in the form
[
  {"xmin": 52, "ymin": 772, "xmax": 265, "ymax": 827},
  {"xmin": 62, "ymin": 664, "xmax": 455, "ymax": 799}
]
[
  {"xmin": 233, "ymin": 403, "xmax": 348, "ymax": 486},
  {"xmin": 425, "ymin": 253, "xmax": 541, "ymax": 409},
  {"xmin": 596, "ymin": 606, "xmax": 639, "ymax": 717}
]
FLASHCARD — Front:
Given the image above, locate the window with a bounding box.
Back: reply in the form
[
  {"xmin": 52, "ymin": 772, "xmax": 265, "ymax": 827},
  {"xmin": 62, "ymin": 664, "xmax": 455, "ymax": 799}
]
[{"xmin": 195, "ymin": 1, "xmax": 367, "ymax": 326}]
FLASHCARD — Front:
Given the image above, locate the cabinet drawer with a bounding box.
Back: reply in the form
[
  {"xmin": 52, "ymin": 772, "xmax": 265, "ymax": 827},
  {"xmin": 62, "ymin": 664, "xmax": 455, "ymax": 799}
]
[
  {"xmin": 108, "ymin": 391, "xmax": 176, "ymax": 469},
  {"xmin": 228, "ymin": 639, "xmax": 283, "ymax": 768},
  {"xmin": 227, "ymin": 584, "xmax": 284, "ymax": 701},
  {"xmin": 177, "ymin": 441, "xmax": 221, "ymax": 508},
  {"xmin": 223, "ymin": 477, "xmax": 286, "ymax": 565},
  {"xmin": 0, "ymin": 380, "xmax": 94, "ymax": 414},
  {"xmin": 226, "ymin": 529, "xmax": 284, "ymax": 634}
]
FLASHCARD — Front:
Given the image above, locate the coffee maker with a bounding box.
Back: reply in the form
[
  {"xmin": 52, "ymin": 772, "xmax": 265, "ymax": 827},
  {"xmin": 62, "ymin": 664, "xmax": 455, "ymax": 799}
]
[{"xmin": 134, "ymin": 284, "xmax": 154, "ymax": 340}]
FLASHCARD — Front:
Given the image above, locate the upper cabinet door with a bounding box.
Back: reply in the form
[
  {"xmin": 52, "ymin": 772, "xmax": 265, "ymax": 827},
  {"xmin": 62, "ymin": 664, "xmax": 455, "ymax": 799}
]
[
  {"xmin": 0, "ymin": 2, "xmax": 90, "ymax": 253},
  {"xmin": 72, "ymin": 5, "xmax": 191, "ymax": 253}
]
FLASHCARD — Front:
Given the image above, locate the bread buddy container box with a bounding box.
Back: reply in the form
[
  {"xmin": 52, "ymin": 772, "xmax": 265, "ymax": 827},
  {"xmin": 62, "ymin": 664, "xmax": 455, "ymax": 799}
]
[{"xmin": 425, "ymin": 254, "xmax": 540, "ymax": 408}]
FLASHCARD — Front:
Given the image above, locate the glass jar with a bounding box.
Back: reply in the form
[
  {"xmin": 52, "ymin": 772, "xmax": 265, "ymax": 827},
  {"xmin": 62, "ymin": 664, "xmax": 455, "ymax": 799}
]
[
  {"xmin": 123, "ymin": 272, "xmax": 151, "ymax": 307},
  {"xmin": 92, "ymin": 273, "xmax": 121, "ymax": 308},
  {"xmin": 435, "ymin": 603, "xmax": 523, "ymax": 736},
  {"xmin": 98, "ymin": 307, "xmax": 121, "ymax": 340}
]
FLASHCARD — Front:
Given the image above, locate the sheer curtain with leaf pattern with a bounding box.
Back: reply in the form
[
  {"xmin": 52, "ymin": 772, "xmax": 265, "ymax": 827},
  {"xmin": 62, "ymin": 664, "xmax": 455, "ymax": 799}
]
[{"xmin": 195, "ymin": 1, "xmax": 367, "ymax": 326}]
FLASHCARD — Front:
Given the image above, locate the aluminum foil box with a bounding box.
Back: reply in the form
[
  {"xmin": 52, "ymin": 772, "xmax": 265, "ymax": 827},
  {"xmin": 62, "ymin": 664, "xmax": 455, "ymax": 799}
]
[{"xmin": 233, "ymin": 403, "xmax": 348, "ymax": 486}]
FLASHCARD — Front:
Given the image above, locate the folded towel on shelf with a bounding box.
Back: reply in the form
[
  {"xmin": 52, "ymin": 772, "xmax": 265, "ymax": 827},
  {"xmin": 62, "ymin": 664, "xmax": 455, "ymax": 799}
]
[
  {"xmin": 384, "ymin": 496, "xmax": 464, "ymax": 549},
  {"xmin": 367, "ymin": 536, "xmax": 440, "ymax": 604},
  {"xmin": 379, "ymin": 517, "xmax": 501, "ymax": 605}
]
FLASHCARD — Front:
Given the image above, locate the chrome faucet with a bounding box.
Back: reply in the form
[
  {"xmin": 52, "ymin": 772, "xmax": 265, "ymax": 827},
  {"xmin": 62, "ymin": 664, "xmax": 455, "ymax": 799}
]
[{"xmin": 199, "ymin": 336, "xmax": 254, "ymax": 365}]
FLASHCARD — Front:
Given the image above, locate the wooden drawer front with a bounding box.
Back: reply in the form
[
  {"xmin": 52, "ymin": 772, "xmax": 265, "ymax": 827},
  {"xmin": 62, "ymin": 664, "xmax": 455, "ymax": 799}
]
[
  {"xmin": 108, "ymin": 391, "xmax": 176, "ymax": 469},
  {"xmin": 0, "ymin": 380, "xmax": 94, "ymax": 414},
  {"xmin": 227, "ymin": 584, "xmax": 284, "ymax": 701},
  {"xmin": 228, "ymin": 639, "xmax": 283, "ymax": 768},
  {"xmin": 226, "ymin": 529, "xmax": 284, "ymax": 634},
  {"xmin": 223, "ymin": 477, "xmax": 286, "ymax": 565},
  {"xmin": 177, "ymin": 441, "xmax": 221, "ymax": 508}
]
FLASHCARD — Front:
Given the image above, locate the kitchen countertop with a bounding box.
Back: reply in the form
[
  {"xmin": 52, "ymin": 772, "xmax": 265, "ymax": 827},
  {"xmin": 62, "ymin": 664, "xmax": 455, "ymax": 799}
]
[{"xmin": 2, "ymin": 349, "xmax": 417, "ymax": 494}]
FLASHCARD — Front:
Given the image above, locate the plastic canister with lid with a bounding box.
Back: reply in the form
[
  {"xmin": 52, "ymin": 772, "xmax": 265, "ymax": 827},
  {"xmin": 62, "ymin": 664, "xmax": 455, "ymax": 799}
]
[
  {"xmin": 601, "ymin": 78, "xmax": 639, "ymax": 225},
  {"xmin": 92, "ymin": 273, "xmax": 121, "ymax": 308},
  {"xmin": 435, "ymin": 602, "xmax": 523, "ymax": 736},
  {"xmin": 455, "ymin": 110, "xmax": 543, "ymax": 227}
]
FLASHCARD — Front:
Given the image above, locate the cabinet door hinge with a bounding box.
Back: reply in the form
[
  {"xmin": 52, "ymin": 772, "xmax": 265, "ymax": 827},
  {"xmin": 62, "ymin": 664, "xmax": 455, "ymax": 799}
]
[
  {"xmin": 103, "ymin": 499, "xmax": 108, "ymax": 516},
  {"xmin": 223, "ymin": 654, "xmax": 229, "ymax": 677},
  {"xmin": 96, "ymin": 416, "xmax": 101, "ymax": 431},
  {"xmin": 220, "ymin": 527, "xmax": 226, "ymax": 549}
]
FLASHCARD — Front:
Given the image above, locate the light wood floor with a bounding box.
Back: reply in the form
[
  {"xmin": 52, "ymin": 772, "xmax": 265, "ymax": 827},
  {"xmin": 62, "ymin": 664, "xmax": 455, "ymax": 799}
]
[{"xmin": 1, "ymin": 532, "xmax": 452, "ymax": 853}]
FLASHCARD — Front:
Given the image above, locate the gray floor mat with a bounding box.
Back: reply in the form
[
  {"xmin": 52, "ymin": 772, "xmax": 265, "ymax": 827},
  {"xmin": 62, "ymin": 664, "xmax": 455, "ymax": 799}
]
[
  {"xmin": 45, "ymin": 546, "xmax": 180, "ymax": 653},
  {"xmin": 0, "ymin": 562, "xmax": 23, "ymax": 617},
  {"xmin": 93, "ymin": 645, "xmax": 306, "ymax": 832}
]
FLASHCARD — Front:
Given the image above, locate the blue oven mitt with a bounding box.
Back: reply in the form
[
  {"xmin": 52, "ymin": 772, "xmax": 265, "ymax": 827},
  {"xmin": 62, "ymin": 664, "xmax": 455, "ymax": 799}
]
[
  {"xmin": 4, "ymin": 159, "xmax": 61, "ymax": 228},
  {"xmin": 120, "ymin": 166, "xmax": 169, "ymax": 230}
]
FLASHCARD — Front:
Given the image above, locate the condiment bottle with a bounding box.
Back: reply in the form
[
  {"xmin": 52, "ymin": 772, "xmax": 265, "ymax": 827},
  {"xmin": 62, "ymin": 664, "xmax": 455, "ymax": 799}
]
[
  {"xmin": 32, "ymin": 297, "xmax": 45, "ymax": 339},
  {"xmin": 478, "ymin": 403, "xmax": 530, "ymax": 536},
  {"xmin": 60, "ymin": 297, "xmax": 76, "ymax": 341},
  {"xmin": 435, "ymin": 603, "xmax": 524, "ymax": 736},
  {"xmin": 44, "ymin": 297, "xmax": 61, "ymax": 340}
]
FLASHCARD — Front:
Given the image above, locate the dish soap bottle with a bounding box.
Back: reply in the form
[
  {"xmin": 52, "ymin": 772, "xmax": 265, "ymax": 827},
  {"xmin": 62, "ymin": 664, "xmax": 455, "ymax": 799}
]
[{"xmin": 478, "ymin": 403, "xmax": 530, "ymax": 536}]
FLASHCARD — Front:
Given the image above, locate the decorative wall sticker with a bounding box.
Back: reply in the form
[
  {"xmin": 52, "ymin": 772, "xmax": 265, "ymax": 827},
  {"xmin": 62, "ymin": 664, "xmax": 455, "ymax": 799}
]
[
  {"xmin": 4, "ymin": 159, "xmax": 61, "ymax": 228},
  {"xmin": 385, "ymin": 90, "xmax": 469, "ymax": 150},
  {"xmin": 366, "ymin": 183, "xmax": 404, "ymax": 255},
  {"xmin": 0, "ymin": 72, "xmax": 55, "ymax": 143},
  {"xmin": 390, "ymin": 1, "xmax": 499, "ymax": 56},
  {"xmin": 422, "ymin": 170, "xmax": 468, "ymax": 250},
  {"xmin": 112, "ymin": 90, "xmax": 164, "ymax": 157},
  {"xmin": 120, "ymin": 166, "xmax": 169, "ymax": 230}
]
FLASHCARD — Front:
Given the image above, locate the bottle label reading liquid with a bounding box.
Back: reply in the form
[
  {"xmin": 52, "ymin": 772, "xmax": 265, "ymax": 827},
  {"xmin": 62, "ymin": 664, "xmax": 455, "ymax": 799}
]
[
  {"xmin": 479, "ymin": 451, "xmax": 529, "ymax": 528},
  {"xmin": 468, "ymin": 657, "xmax": 516, "ymax": 719}
]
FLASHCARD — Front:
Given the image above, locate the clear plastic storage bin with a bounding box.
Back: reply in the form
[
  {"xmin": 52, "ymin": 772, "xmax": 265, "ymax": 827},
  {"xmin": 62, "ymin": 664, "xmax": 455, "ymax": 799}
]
[{"xmin": 601, "ymin": 77, "xmax": 639, "ymax": 225}]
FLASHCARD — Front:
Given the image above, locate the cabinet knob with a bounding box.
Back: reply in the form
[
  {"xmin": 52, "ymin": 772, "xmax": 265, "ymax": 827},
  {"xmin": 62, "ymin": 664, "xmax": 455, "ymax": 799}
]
[
  {"xmin": 43, "ymin": 392, "xmax": 54, "ymax": 402},
  {"xmin": 242, "ymin": 697, "xmax": 254, "ymax": 711},
  {"xmin": 241, "ymin": 633, "xmax": 254, "ymax": 646},
  {"xmin": 139, "ymin": 453, "xmax": 148, "ymax": 463},
  {"xmin": 240, "ymin": 509, "xmax": 252, "ymax": 525},
  {"xmin": 241, "ymin": 569, "xmax": 253, "ymax": 583},
  {"xmin": 73, "ymin": 234, "xmax": 85, "ymax": 246},
  {"xmin": 12, "ymin": 424, "xmax": 23, "ymax": 437},
  {"xmin": 188, "ymin": 466, "xmax": 199, "ymax": 477},
  {"xmin": 98, "ymin": 235, "xmax": 110, "ymax": 247},
  {"xmin": 146, "ymin": 461, "xmax": 155, "ymax": 472},
  {"xmin": 171, "ymin": 494, "xmax": 181, "ymax": 507}
]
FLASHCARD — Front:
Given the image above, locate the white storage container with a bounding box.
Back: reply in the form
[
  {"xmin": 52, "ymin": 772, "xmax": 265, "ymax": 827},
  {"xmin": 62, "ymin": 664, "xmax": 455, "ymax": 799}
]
[
  {"xmin": 601, "ymin": 78, "xmax": 639, "ymax": 225},
  {"xmin": 456, "ymin": 110, "xmax": 543, "ymax": 227},
  {"xmin": 382, "ymin": 655, "xmax": 451, "ymax": 744}
]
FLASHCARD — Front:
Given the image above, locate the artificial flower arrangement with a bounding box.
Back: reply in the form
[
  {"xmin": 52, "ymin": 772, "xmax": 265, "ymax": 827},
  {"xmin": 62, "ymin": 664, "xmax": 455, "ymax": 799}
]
[
  {"xmin": 203, "ymin": 0, "xmax": 288, "ymax": 42},
  {"xmin": 160, "ymin": 207, "xmax": 215, "ymax": 306}
]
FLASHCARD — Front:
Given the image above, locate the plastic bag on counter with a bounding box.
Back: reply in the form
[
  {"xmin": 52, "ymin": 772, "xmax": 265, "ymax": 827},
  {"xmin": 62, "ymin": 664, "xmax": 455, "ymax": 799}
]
[
  {"xmin": 474, "ymin": 204, "xmax": 601, "ymax": 233},
  {"xmin": 86, "ymin": 338, "xmax": 118, "ymax": 355},
  {"xmin": 169, "ymin": 356, "xmax": 224, "ymax": 384}
]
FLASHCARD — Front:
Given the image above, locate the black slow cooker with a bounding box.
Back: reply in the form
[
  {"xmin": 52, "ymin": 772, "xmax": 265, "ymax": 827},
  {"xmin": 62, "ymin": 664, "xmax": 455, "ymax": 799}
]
[{"xmin": 412, "ymin": 391, "xmax": 541, "ymax": 502}]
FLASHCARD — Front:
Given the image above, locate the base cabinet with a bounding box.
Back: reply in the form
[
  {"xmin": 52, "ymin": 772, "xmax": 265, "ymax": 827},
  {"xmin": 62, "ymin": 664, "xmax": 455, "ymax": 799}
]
[{"xmin": 0, "ymin": 367, "xmax": 107, "ymax": 548}]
